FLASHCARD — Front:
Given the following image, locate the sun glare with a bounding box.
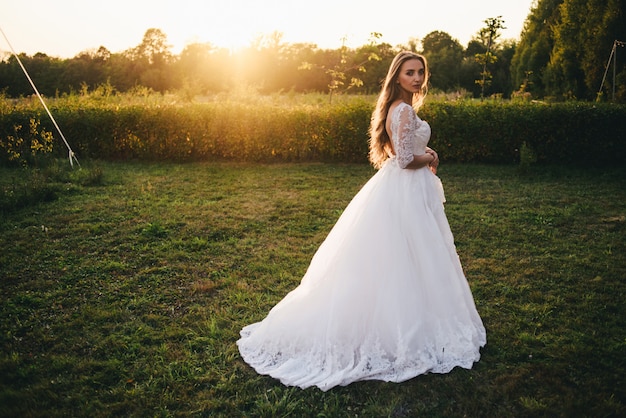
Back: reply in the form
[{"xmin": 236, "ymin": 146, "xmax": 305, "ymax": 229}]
[
  {"xmin": 187, "ymin": 24, "xmax": 262, "ymax": 52},
  {"xmin": 2, "ymin": 0, "xmax": 532, "ymax": 59},
  {"xmin": 164, "ymin": 2, "xmax": 294, "ymax": 53}
]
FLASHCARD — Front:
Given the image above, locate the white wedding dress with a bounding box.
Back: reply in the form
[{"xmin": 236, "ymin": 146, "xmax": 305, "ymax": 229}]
[{"xmin": 237, "ymin": 102, "xmax": 486, "ymax": 391}]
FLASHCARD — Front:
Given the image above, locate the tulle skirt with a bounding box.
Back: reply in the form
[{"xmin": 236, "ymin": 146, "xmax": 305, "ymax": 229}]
[{"xmin": 237, "ymin": 160, "xmax": 486, "ymax": 391}]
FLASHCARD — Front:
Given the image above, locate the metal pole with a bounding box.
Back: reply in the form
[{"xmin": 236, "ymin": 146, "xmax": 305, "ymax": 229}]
[
  {"xmin": 0, "ymin": 26, "xmax": 80, "ymax": 167},
  {"xmin": 613, "ymin": 41, "xmax": 617, "ymax": 101},
  {"xmin": 598, "ymin": 42, "xmax": 615, "ymax": 100}
]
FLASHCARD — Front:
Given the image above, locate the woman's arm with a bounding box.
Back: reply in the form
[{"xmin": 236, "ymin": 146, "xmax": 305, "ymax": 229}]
[
  {"xmin": 404, "ymin": 152, "xmax": 436, "ymax": 169},
  {"xmin": 394, "ymin": 106, "xmax": 436, "ymax": 170}
]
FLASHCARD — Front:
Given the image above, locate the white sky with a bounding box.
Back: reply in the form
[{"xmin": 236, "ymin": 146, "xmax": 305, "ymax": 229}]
[{"xmin": 1, "ymin": 0, "xmax": 534, "ymax": 58}]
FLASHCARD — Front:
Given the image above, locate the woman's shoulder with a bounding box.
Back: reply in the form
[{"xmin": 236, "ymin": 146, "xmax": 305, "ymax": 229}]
[
  {"xmin": 388, "ymin": 100, "xmax": 415, "ymax": 121},
  {"xmin": 388, "ymin": 100, "xmax": 410, "ymax": 115},
  {"xmin": 390, "ymin": 99, "xmax": 411, "ymax": 110}
]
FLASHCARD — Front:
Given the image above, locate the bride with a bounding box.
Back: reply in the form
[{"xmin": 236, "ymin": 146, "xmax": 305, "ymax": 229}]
[{"xmin": 237, "ymin": 51, "xmax": 486, "ymax": 391}]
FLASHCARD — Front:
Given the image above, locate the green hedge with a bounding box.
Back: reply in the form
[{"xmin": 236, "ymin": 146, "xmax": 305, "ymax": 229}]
[
  {"xmin": 1, "ymin": 99, "xmax": 625, "ymax": 166},
  {"xmin": 422, "ymin": 101, "xmax": 626, "ymax": 166},
  {"xmin": 0, "ymin": 100, "xmax": 372, "ymax": 164}
]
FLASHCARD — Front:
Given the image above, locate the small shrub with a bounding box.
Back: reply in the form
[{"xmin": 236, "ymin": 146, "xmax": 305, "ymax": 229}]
[
  {"xmin": 141, "ymin": 222, "xmax": 168, "ymax": 238},
  {"xmin": 518, "ymin": 141, "xmax": 538, "ymax": 175},
  {"xmin": 0, "ymin": 118, "xmax": 54, "ymax": 167}
]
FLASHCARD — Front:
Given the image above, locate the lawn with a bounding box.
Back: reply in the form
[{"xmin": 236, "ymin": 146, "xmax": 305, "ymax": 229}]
[{"xmin": 1, "ymin": 161, "xmax": 625, "ymax": 417}]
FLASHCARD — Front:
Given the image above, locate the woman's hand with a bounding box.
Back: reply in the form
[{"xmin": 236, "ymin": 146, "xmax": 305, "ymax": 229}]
[{"xmin": 426, "ymin": 148, "xmax": 439, "ymax": 174}]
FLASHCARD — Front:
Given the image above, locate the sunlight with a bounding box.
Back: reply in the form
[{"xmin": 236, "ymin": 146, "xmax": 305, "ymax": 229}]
[
  {"xmin": 2, "ymin": 0, "xmax": 533, "ymax": 59},
  {"xmin": 182, "ymin": 30, "xmax": 257, "ymax": 53},
  {"xmin": 167, "ymin": 1, "xmax": 292, "ymax": 52},
  {"xmin": 188, "ymin": 24, "xmax": 261, "ymax": 52},
  {"xmin": 163, "ymin": 1, "xmax": 372, "ymax": 53}
]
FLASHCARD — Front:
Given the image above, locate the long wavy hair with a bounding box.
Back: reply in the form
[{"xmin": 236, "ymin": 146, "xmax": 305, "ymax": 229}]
[{"xmin": 368, "ymin": 52, "xmax": 429, "ymax": 169}]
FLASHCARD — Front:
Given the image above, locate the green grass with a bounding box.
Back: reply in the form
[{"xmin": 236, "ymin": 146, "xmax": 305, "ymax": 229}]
[{"xmin": 1, "ymin": 161, "xmax": 625, "ymax": 417}]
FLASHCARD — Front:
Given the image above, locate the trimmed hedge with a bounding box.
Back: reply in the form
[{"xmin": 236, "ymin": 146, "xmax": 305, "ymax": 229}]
[
  {"xmin": 1, "ymin": 99, "xmax": 625, "ymax": 166},
  {"xmin": 0, "ymin": 100, "xmax": 373, "ymax": 164},
  {"xmin": 422, "ymin": 101, "xmax": 626, "ymax": 166}
]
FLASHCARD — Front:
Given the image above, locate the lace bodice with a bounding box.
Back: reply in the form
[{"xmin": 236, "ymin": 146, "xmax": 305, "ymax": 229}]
[{"xmin": 389, "ymin": 102, "xmax": 431, "ymax": 168}]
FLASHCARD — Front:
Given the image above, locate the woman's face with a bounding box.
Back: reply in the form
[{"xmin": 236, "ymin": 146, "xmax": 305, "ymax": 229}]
[{"xmin": 396, "ymin": 58, "xmax": 425, "ymax": 97}]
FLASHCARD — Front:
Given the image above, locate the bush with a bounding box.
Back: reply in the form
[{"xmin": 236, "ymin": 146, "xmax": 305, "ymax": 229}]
[
  {"xmin": 421, "ymin": 101, "xmax": 626, "ymax": 166},
  {"xmin": 0, "ymin": 116, "xmax": 54, "ymax": 166},
  {"xmin": 1, "ymin": 95, "xmax": 625, "ymax": 166}
]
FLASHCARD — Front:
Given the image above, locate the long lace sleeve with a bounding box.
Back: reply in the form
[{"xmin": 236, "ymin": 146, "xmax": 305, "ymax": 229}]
[{"xmin": 392, "ymin": 104, "xmax": 417, "ymax": 169}]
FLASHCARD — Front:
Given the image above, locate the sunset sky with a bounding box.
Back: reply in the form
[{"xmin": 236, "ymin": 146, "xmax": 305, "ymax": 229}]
[{"xmin": 1, "ymin": 0, "xmax": 534, "ymax": 58}]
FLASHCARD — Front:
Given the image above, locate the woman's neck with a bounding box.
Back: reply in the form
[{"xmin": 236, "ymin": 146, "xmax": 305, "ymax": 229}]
[{"xmin": 399, "ymin": 91, "xmax": 413, "ymax": 105}]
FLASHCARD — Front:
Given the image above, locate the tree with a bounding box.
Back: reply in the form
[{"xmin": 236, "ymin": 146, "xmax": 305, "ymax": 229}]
[
  {"xmin": 2, "ymin": 53, "xmax": 65, "ymax": 97},
  {"xmin": 300, "ymin": 33, "xmax": 382, "ymax": 102},
  {"xmin": 512, "ymin": 0, "xmax": 626, "ymax": 101},
  {"xmin": 548, "ymin": 0, "xmax": 626, "ymax": 100},
  {"xmin": 60, "ymin": 48, "xmax": 110, "ymax": 92},
  {"xmin": 176, "ymin": 42, "xmax": 230, "ymax": 95},
  {"xmin": 491, "ymin": 40, "xmax": 517, "ymax": 97},
  {"xmin": 354, "ymin": 41, "xmax": 396, "ymax": 94},
  {"xmin": 132, "ymin": 28, "xmax": 172, "ymax": 66},
  {"xmin": 245, "ymin": 31, "xmax": 288, "ymax": 93},
  {"xmin": 474, "ymin": 16, "xmax": 506, "ymax": 99},
  {"xmin": 510, "ymin": 0, "xmax": 563, "ymax": 97},
  {"xmin": 130, "ymin": 28, "xmax": 174, "ymax": 91},
  {"xmin": 458, "ymin": 39, "xmax": 485, "ymax": 96},
  {"xmin": 280, "ymin": 43, "xmax": 328, "ymax": 92},
  {"xmin": 420, "ymin": 31, "xmax": 464, "ymax": 92}
]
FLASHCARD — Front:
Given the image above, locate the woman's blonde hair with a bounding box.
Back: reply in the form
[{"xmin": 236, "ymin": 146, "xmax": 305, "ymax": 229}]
[{"xmin": 368, "ymin": 51, "xmax": 429, "ymax": 169}]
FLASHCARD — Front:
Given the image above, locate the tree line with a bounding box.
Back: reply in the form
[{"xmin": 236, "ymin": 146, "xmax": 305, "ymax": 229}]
[
  {"xmin": 511, "ymin": 0, "xmax": 625, "ymax": 101},
  {"xmin": 1, "ymin": 0, "xmax": 624, "ymax": 102},
  {"xmin": 0, "ymin": 27, "xmax": 515, "ymax": 99}
]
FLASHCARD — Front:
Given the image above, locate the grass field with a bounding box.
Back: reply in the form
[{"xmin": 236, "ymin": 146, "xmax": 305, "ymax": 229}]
[{"xmin": 1, "ymin": 161, "xmax": 625, "ymax": 417}]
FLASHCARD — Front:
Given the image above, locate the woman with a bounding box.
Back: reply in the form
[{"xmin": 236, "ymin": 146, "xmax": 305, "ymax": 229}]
[{"xmin": 237, "ymin": 51, "xmax": 486, "ymax": 391}]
